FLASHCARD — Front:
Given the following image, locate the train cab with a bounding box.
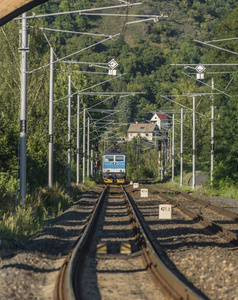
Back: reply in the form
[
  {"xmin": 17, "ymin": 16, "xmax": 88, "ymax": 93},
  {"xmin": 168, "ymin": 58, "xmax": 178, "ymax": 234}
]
[{"xmin": 102, "ymin": 153, "xmax": 126, "ymax": 184}]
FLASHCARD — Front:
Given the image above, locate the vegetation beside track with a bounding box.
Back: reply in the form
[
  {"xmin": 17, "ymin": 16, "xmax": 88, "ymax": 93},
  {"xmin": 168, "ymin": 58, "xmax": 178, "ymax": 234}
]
[
  {"xmin": 0, "ymin": 179, "xmax": 97, "ymax": 248},
  {"xmin": 162, "ymin": 171, "xmax": 238, "ymax": 200}
]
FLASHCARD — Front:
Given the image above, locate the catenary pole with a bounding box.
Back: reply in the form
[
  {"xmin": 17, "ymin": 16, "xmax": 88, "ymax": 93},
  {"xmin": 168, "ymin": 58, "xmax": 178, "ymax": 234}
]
[
  {"xmin": 76, "ymin": 95, "xmax": 80, "ymax": 185},
  {"xmin": 211, "ymin": 78, "xmax": 214, "ymax": 184},
  {"xmin": 19, "ymin": 12, "xmax": 28, "ymax": 204},
  {"xmin": 172, "ymin": 114, "xmax": 175, "ymax": 182},
  {"xmin": 192, "ymin": 96, "xmax": 196, "ymax": 190},
  {"xmin": 48, "ymin": 47, "xmax": 54, "ymax": 188},
  {"xmin": 163, "ymin": 129, "xmax": 165, "ymax": 180},
  {"xmin": 180, "ymin": 108, "xmax": 183, "ymax": 187},
  {"xmin": 158, "ymin": 147, "xmax": 161, "ymax": 178},
  {"xmin": 68, "ymin": 76, "xmax": 72, "ymax": 188},
  {"xmin": 87, "ymin": 117, "xmax": 90, "ymax": 177},
  {"xmin": 83, "ymin": 108, "xmax": 86, "ymax": 184},
  {"xmin": 170, "ymin": 129, "xmax": 172, "ymax": 162}
]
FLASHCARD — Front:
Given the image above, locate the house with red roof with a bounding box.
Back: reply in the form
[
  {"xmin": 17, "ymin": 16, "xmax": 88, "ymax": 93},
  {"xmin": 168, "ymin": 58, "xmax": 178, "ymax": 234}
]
[{"xmin": 150, "ymin": 113, "xmax": 169, "ymax": 130}]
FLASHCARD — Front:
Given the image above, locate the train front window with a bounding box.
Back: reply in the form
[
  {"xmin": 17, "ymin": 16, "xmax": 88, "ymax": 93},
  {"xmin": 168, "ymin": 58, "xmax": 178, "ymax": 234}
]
[
  {"xmin": 105, "ymin": 156, "xmax": 114, "ymax": 162},
  {"xmin": 115, "ymin": 156, "xmax": 124, "ymax": 162}
]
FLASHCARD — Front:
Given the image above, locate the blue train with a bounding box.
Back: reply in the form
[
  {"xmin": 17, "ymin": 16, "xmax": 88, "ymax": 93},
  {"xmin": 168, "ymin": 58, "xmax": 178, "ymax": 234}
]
[{"xmin": 102, "ymin": 150, "xmax": 126, "ymax": 184}]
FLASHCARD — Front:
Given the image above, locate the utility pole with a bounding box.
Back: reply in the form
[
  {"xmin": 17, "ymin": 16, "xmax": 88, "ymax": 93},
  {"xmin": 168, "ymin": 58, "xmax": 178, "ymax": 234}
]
[
  {"xmin": 180, "ymin": 108, "xmax": 183, "ymax": 187},
  {"xmin": 83, "ymin": 108, "xmax": 86, "ymax": 184},
  {"xmin": 158, "ymin": 147, "xmax": 161, "ymax": 179},
  {"xmin": 19, "ymin": 12, "xmax": 28, "ymax": 204},
  {"xmin": 104, "ymin": 132, "xmax": 106, "ymax": 152},
  {"xmin": 192, "ymin": 96, "xmax": 196, "ymax": 190},
  {"xmin": 48, "ymin": 47, "xmax": 54, "ymax": 188},
  {"xmin": 138, "ymin": 136, "xmax": 141, "ymax": 179},
  {"xmin": 14, "ymin": 5, "xmax": 161, "ymax": 197},
  {"xmin": 158, "ymin": 139, "xmax": 161, "ymax": 179},
  {"xmin": 163, "ymin": 130, "xmax": 165, "ymax": 180},
  {"xmin": 67, "ymin": 76, "xmax": 72, "ymax": 188},
  {"xmin": 161, "ymin": 94, "xmax": 212, "ymax": 188},
  {"xmin": 76, "ymin": 94, "xmax": 80, "ymax": 185},
  {"xmin": 211, "ymin": 78, "xmax": 214, "ymax": 185},
  {"xmin": 172, "ymin": 114, "xmax": 175, "ymax": 182},
  {"xmin": 87, "ymin": 117, "xmax": 90, "ymax": 177}
]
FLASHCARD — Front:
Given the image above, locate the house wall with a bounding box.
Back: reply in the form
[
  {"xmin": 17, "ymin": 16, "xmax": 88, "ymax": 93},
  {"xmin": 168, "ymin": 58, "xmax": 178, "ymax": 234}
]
[
  {"xmin": 151, "ymin": 115, "xmax": 169, "ymax": 130},
  {"xmin": 127, "ymin": 132, "xmax": 153, "ymax": 142},
  {"xmin": 151, "ymin": 115, "xmax": 161, "ymax": 129}
]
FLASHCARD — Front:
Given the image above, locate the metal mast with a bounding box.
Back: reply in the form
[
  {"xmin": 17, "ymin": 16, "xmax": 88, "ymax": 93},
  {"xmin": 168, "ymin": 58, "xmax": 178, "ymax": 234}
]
[
  {"xmin": 76, "ymin": 95, "xmax": 80, "ymax": 185},
  {"xmin": 48, "ymin": 47, "xmax": 54, "ymax": 188},
  {"xmin": 211, "ymin": 78, "xmax": 214, "ymax": 184},
  {"xmin": 83, "ymin": 108, "xmax": 86, "ymax": 184},
  {"xmin": 19, "ymin": 12, "xmax": 28, "ymax": 204},
  {"xmin": 87, "ymin": 117, "xmax": 90, "ymax": 177},
  {"xmin": 172, "ymin": 114, "xmax": 175, "ymax": 182},
  {"xmin": 180, "ymin": 108, "xmax": 183, "ymax": 187},
  {"xmin": 192, "ymin": 97, "xmax": 196, "ymax": 190},
  {"xmin": 67, "ymin": 76, "xmax": 72, "ymax": 188}
]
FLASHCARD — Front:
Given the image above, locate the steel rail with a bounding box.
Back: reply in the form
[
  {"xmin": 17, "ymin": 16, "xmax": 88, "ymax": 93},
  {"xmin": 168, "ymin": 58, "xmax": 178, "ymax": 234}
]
[
  {"xmin": 177, "ymin": 192, "xmax": 238, "ymax": 221},
  {"xmin": 156, "ymin": 185, "xmax": 238, "ymax": 221},
  {"xmin": 122, "ymin": 186, "xmax": 203, "ymax": 300},
  {"xmin": 55, "ymin": 183, "xmax": 207, "ymax": 300},
  {"xmin": 54, "ymin": 185, "xmax": 108, "ymax": 300},
  {"xmin": 157, "ymin": 192, "xmax": 238, "ymax": 246}
]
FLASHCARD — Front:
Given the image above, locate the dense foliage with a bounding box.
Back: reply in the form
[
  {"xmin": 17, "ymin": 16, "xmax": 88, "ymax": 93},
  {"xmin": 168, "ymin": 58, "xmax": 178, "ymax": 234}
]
[{"xmin": 1, "ymin": 0, "xmax": 238, "ymax": 206}]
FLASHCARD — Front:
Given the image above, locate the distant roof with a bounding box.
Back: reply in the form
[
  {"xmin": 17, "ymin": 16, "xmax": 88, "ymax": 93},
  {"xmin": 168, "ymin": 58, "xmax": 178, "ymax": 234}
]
[
  {"xmin": 0, "ymin": 0, "xmax": 49, "ymax": 26},
  {"xmin": 127, "ymin": 123, "xmax": 158, "ymax": 133},
  {"xmin": 155, "ymin": 113, "xmax": 168, "ymax": 121}
]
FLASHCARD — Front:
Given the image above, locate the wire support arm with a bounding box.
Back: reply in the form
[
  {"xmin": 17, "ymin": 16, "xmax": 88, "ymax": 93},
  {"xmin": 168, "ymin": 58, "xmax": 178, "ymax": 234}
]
[
  {"xmin": 194, "ymin": 39, "xmax": 238, "ymax": 56},
  {"xmin": 160, "ymin": 95, "xmax": 210, "ymax": 119},
  {"xmin": 28, "ymin": 34, "xmax": 120, "ymax": 74},
  {"xmin": 182, "ymin": 72, "xmax": 231, "ymax": 98},
  {"xmin": 54, "ymin": 73, "xmax": 126, "ymax": 103}
]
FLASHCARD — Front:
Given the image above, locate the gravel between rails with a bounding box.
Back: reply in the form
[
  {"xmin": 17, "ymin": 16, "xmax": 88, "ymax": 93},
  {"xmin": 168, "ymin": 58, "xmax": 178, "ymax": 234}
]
[
  {"xmin": 131, "ymin": 187, "xmax": 238, "ymax": 300},
  {"xmin": 79, "ymin": 187, "xmax": 166, "ymax": 300}
]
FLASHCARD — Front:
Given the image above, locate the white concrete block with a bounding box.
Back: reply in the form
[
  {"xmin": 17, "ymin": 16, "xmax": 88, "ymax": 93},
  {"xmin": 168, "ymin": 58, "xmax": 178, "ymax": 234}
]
[
  {"xmin": 140, "ymin": 189, "xmax": 148, "ymax": 197},
  {"xmin": 159, "ymin": 204, "xmax": 172, "ymax": 219}
]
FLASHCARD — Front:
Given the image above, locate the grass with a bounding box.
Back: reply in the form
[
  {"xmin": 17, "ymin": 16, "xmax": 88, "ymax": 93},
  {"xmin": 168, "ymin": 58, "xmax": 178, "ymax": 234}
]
[
  {"xmin": 0, "ymin": 178, "xmax": 97, "ymax": 248},
  {"xmin": 162, "ymin": 170, "xmax": 238, "ymax": 200}
]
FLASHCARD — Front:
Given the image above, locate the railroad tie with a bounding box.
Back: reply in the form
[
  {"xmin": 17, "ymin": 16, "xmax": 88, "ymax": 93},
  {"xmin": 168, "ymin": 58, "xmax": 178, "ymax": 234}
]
[
  {"xmin": 120, "ymin": 242, "xmax": 131, "ymax": 254},
  {"xmin": 96, "ymin": 241, "xmax": 107, "ymax": 254}
]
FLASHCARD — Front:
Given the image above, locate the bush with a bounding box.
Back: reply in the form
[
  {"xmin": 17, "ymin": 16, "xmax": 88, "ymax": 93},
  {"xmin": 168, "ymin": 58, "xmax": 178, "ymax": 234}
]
[
  {"xmin": 34, "ymin": 182, "xmax": 73, "ymax": 217},
  {"xmin": 0, "ymin": 180, "xmax": 97, "ymax": 248},
  {"xmin": 0, "ymin": 172, "xmax": 18, "ymax": 214},
  {"xmin": 0, "ymin": 205, "xmax": 42, "ymax": 244}
]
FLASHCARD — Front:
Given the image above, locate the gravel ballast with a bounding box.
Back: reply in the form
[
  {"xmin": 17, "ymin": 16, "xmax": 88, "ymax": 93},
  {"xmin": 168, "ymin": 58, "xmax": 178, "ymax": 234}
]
[{"xmin": 1, "ymin": 186, "xmax": 238, "ymax": 299}]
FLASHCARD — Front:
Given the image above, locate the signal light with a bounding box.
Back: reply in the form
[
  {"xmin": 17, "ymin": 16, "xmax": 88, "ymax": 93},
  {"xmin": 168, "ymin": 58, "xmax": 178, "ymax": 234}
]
[
  {"xmin": 158, "ymin": 140, "xmax": 162, "ymax": 151},
  {"xmin": 95, "ymin": 143, "xmax": 98, "ymax": 152}
]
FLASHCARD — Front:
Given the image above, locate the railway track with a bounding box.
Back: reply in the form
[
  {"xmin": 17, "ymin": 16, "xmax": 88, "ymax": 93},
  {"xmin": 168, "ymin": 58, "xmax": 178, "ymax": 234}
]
[
  {"xmin": 54, "ymin": 184, "xmax": 203, "ymax": 300},
  {"xmin": 153, "ymin": 185, "xmax": 238, "ymax": 238},
  {"xmin": 1, "ymin": 182, "xmax": 238, "ymax": 299},
  {"xmin": 134, "ymin": 183, "xmax": 238, "ymax": 299}
]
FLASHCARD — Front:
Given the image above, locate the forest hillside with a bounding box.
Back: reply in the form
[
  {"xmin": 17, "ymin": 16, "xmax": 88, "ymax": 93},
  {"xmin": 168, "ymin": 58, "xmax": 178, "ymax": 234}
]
[{"xmin": 1, "ymin": 0, "xmax": 238, "ymax": 194}]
